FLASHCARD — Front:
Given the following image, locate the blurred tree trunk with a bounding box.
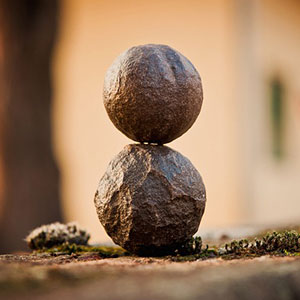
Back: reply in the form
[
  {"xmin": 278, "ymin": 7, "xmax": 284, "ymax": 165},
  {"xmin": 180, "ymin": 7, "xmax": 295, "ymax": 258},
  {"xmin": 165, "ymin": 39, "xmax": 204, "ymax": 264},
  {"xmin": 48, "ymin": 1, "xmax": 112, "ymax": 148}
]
[{"xmin": 0, "ymin": 0, "xmax": 62, "ymax": 253}]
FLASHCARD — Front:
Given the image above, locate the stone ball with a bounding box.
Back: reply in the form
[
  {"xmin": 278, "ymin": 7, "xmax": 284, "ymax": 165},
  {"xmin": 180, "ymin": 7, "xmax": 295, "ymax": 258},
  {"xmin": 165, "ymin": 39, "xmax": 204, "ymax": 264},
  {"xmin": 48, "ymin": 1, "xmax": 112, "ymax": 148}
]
[
  {"xmin": 103, "ymin": 44, "xmax": 203, "ymax": 144},
  {"xmin": 94, "ymin": 144, "xmax": 206, "ymax": 256}
]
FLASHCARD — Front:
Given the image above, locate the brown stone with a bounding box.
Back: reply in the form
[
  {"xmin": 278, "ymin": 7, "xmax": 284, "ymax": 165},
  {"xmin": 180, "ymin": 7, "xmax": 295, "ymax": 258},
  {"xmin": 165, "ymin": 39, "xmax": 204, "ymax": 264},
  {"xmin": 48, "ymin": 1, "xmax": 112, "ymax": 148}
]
[
  {"xmin": 94, "ymin": 144, "xmax": 206, "ymax": 255},
  {"xmin": 103, "ymin": 44, "xmax": 203, "ymax": 144}
]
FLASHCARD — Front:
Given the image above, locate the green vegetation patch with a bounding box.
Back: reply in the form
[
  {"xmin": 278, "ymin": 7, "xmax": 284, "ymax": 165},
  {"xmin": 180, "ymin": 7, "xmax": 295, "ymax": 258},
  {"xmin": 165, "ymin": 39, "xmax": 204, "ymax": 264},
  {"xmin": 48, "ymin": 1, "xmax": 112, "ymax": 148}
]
[
  {"xmin": 33, "ymin": 230, "xmax": 300, "ymax": 261},
  {"xmin": 221, "ymin": 230, "xmax": 300, "ymax": 259},
  {"xmin": 172, "ymin": 230, "xmax": 300, "ymax": 262},
  {"xmin": 35, "ymin": 243, "xmax": 128, "ymax": 258}
]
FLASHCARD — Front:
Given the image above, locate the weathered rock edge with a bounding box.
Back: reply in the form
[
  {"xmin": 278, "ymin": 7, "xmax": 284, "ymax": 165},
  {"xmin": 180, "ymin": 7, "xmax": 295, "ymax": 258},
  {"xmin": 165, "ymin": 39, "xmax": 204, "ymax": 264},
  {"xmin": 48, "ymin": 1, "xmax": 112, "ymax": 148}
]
[{"xmin": 94, "ymin": 144, "xmax": 206, "ymax": 256}]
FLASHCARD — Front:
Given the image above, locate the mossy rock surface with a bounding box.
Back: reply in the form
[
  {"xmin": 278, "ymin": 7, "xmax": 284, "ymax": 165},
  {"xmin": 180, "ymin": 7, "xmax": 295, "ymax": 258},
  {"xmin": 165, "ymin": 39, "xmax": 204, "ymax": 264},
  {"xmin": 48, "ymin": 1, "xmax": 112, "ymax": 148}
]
[{"xmin": 2, "ymin": 229, "xmax": 300, "ymax": 299}]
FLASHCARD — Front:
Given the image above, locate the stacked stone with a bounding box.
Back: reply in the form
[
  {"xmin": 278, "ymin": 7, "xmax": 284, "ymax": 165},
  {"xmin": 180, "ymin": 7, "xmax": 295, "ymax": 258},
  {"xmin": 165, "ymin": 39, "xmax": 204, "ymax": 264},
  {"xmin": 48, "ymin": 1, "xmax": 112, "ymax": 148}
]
[{"xmin": 94, "ymin": 44, "xmax": 206, "ymax": 256}]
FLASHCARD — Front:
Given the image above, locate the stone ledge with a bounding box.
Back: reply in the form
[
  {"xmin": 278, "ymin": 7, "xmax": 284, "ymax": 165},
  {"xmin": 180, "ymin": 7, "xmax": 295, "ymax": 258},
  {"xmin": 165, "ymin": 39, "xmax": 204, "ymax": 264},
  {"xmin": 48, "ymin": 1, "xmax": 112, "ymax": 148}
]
[{"xmin": 1, "ymin": 254, "xmax": 300, "ymax": 299}]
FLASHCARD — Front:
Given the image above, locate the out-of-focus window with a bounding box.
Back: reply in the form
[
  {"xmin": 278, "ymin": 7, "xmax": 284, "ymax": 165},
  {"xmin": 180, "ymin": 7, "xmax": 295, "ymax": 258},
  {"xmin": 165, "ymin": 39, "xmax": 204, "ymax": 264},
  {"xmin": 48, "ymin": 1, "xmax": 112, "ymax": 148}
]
[{"xmin": 270, "ymin": 77, "xmax": 285, "ymax": 160}]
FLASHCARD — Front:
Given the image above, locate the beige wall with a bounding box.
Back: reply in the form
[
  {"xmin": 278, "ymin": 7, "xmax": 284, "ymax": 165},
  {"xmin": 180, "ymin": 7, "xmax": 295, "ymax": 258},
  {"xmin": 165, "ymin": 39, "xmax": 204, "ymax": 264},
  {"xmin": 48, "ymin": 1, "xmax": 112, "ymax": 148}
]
[
  {"xmin": 53, "ymin": 0, "xmax": 242, "ymax": 243},
  {"xmin": 53, "ymin": 0, "xmax": 300, "ymax": 243},
  {"xmin": 240, "ymin": 0, "xmax": 300, "ymax": 225}
]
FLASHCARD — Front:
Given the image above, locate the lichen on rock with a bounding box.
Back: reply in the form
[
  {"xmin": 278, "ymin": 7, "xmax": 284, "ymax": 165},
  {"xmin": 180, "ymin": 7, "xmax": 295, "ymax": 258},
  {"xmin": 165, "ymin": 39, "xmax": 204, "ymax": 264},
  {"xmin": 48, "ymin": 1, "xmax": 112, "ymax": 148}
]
[{"xmin": 25, "ymin": 222, "xmax": 90, "ymax": 250}]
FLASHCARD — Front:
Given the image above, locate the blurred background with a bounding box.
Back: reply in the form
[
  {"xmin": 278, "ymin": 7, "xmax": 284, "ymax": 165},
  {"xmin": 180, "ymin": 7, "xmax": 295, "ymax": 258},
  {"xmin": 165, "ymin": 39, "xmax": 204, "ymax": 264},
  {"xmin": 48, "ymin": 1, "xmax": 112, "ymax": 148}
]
[{"xmin": 0, "ymin": 0, "xmax": 300, "ymax": 253}]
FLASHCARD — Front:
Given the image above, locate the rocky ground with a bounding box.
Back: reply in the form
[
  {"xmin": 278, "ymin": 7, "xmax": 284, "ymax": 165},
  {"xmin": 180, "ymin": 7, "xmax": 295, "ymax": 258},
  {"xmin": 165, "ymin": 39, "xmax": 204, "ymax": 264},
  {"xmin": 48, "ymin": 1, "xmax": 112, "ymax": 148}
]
[
  {"xmin": 1, "ymin": 251, "xmax": 300, "ymax": 300},
  {"xmin": 2, "ymin": 227, "xmax": 300, "ymax": 300}
]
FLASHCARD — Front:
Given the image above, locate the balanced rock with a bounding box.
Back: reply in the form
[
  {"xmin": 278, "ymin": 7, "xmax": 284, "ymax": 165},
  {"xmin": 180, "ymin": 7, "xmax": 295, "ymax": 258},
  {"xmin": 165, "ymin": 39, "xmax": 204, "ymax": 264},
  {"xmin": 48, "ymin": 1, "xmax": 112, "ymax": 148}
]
[
  {"xmin": 103, "ymin": 44, "xmax": 203, "ymax": 144},
  {"xmin": 94, "ymin": 144, "xmax": 206, "ymax": 256}
]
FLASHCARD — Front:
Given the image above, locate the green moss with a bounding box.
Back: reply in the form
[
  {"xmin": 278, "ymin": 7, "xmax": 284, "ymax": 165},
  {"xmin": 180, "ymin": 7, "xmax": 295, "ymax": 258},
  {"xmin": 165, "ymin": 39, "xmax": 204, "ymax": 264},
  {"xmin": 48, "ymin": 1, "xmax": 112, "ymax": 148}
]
[
  {"xmin": 223, "ymin": 230, "xmax": 300, "ymax": 257},
  {"xmin": 35, "ymin": 236, "xmax": 202, "ymax": 258},
  {"xmin": 171, "ymin": 248, "xmax": 218, "ymax": 262},
  {"xmin": 34, "ymin": 230, "xmax": 300, "ymax": 261},
  {"xmin": 172, "ymin": 230, "xmax": 300, "ymax": 261},
  {"xmin": 35, "ymin": 243, "xmax": 128, "ymax": 258},
  {"xmin": 173, "ymin": 236, "xmax": 202, "ymax": 256}
]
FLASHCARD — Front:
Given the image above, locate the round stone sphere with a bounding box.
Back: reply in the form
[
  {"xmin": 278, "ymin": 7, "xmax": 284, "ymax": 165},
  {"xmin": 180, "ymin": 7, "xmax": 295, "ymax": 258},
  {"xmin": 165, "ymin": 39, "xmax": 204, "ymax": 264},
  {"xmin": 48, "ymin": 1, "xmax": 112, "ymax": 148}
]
[
  {"xmin": 103, "ymin": 44, "xmax": 203, "ymax": 144},
  {"xmin": 94, "ymin": 144, "xmax": 206, "ymax": 256}
]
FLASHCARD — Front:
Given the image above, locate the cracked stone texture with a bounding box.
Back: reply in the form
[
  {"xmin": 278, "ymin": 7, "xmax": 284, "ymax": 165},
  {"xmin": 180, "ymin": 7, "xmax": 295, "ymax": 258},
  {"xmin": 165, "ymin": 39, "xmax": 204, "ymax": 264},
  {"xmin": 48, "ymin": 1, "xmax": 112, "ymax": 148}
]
[
  {"xmin": 94, "ymin": 144, "xmax": 206, "ymax": 255},
  {"xmin": 103, "ymin": 44, "xmax": 203, "ymax": 144}
]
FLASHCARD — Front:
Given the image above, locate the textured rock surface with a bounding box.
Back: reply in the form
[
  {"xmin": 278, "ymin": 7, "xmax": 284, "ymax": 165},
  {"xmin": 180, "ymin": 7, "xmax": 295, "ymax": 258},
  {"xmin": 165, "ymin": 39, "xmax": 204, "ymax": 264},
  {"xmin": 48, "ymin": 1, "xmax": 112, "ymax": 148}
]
[
  {"xmin": 2, "ymin": 255, "xmax": 300, "ymax": 300},
  {"xmin": 94, "ymin": 144, "xmax": 206, "ymax": 255},
  {"xmin": 103, "ymin": 44, "xmax": 203, "ymax": 144},
  {"xmin": 4, "ymin": 229, "xmax": 300, "ymax": 299}
]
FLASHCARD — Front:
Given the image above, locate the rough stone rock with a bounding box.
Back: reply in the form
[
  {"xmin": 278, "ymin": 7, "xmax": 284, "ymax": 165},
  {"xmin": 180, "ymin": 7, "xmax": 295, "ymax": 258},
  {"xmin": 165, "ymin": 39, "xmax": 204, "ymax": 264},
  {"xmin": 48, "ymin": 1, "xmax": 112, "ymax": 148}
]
[
  {"xmin": 103, "ymin": 44, "xmax": 203, "ymax": 144},
  {"xmin": 94, "ymin": 144, "xmax": 206, "ymax": 255}
]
